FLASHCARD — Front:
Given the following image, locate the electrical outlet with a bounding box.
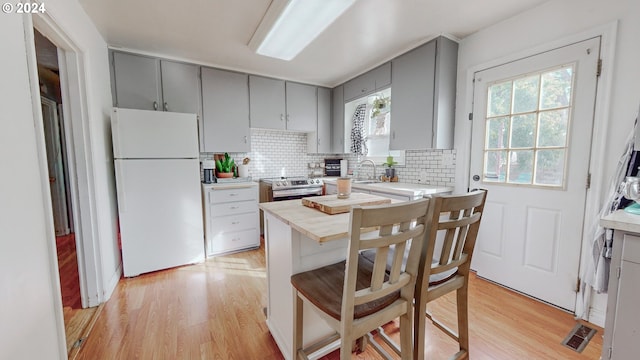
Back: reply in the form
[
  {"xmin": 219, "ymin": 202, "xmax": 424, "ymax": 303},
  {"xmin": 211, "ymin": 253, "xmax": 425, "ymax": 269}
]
[{"xmin": 419, "ymin": 170, "xmax": 428, "ymax": 183}]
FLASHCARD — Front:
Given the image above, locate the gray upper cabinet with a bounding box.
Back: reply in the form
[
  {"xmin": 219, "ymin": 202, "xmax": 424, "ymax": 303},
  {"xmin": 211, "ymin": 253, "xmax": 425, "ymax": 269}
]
[
  {"xmin": 343, "ymin": 62, "xmax": 391, "ymax": 102},
  {"xmin": 309, "ymin": 87, "xmax": 331, "ymax": 153},
  {"xmin": 201, "ymin": 67, "xmax": 250, "ymax": 153},
  {"xmin": 249, "ymin": 75, "xmax": 286, "ymax": 130},
  {"xmin": 390, "ymin": 36, "xmax": 458, "ymax": 150},
  {"xmin": 111, "ymin": 51, "xmax": 201, "ymax": 114},
  {"xmin": 112, "ymin": 51, "xmax": 162, "ymax": 110},
  {"xmin": 160, "ymin": 60, "xmax": 201, "ymax": 114},
  {"xmin": 331, "ymin": 85, "xmax": 345, "ymax": 153},
  {"xmin": 285, "ymin": 82, "xmax": 317, "ymax": 132}
]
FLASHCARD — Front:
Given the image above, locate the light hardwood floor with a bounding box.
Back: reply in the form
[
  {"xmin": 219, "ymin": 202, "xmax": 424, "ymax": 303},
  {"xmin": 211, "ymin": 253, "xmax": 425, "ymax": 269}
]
[{"xmin": 77, "ymin": 241, "xmax": 602, "ymax": 359}]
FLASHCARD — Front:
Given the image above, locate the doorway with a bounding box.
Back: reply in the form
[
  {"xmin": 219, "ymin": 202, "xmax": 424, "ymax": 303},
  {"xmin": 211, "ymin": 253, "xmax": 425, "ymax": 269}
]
[
  {"xmin": 34, "ymin": 28, "xmax": 100, "ymax": 357},
  {"xmin": 469, "ymin": 37, "xmax": 601, "ymax": 311}
]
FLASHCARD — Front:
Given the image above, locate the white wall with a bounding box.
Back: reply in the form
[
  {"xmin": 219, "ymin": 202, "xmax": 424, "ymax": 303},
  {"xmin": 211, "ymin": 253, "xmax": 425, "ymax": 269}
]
[
  {"xmin": 0, "ymin": 14, "xmax": 66, "ymax": 359},
  {"xmin": 0, "ymin": 0, "xmax": 119, "ymax": 357},
  {"xmin": 454, "ymin": 0, "xmax": 640, "ymax": 324}
]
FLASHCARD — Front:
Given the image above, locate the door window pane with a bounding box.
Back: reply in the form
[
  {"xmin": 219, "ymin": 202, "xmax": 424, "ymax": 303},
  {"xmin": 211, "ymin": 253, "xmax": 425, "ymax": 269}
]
[
  {"xmin": 538, "ymin": 109, "xmax": 569, "ymax": 147},
  {"xmin": 510, "ymin": 114, "xmax": 536, "ymax": 148},
  {"xmin": 482, "ymin": 64, "xmax": 574, "ymax": 188},
  {"xmin": 484, "ymin": 151, "xmax": 507, "ymax": 182},
  {"xmin": 513, "ymin": 75, "xmax": 539, "ymax": 114},
  {"xmin": 535, "ymin": 149, "xmax": 566, "ymax": 186},
  {"xmin": 487, "ymin": 81, "xmax": 512, "ymax": 117},
  {"xmin": 486, "ymin": 117, "xmax": 509, "ymax": 149},
  {"xmin": 540, "ymin": 67, "xmax": 573, "ymax": 110}
]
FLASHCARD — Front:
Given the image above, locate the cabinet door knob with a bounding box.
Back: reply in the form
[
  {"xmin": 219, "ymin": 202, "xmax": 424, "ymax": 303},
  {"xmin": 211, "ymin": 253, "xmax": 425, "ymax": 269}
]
[
  {"xmin": 164, "ymin": 102, "xmax": 169, "ymax": 111},
  {"xmin": 280, "ymin": 114, "xmax": 284, "ymax": 121},
  {"xmin": 153, "ymin": 101, "xmax": 158, "ymax": 110},
  {"xmin": 244, "ymin": 136, "xmax": 248, "ymax": 143}
]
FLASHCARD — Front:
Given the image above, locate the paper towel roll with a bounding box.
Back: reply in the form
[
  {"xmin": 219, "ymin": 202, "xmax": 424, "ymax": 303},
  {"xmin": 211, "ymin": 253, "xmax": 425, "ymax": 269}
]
[{"xmin": 340, "ymin": 159, "xmax": 348, "ymax": 177}]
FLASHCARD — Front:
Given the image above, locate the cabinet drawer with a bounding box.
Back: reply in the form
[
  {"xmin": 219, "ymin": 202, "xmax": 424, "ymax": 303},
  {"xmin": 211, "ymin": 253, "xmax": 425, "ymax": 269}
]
[
  {"xmin": 211, "ymin": 212, "xmax": 258, "ymax": 233},
  {"xmin": 211, "ymin": 200, "xmax": 258, "ymax": 217},
  {"xmin": 208, "ymin": 187, "xmax": 256, "ymax": 204},
  {"xmin": 622, "ymin": 234, "xmax": 640, "ymax": 264},
  {"xmin": 209, "ymin": 228, "xmax": 259, "ymax": 255}
]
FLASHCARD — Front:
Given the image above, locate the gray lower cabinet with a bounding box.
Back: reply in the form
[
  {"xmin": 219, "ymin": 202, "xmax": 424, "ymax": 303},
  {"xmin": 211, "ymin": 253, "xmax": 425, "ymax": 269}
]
[
  {"xmin": 390, "ymin": 36, "xmax": 457, "ymax": 150},
  {"xmin": 602, "ymin": 231, "xmax": 640, "ymax": 359},
  {"xmin": 308, "ymin": 87, "xmax": 331, "ymax": 153},
  {"xmin": 249, "ymin": 75, "xmax": 286, "ymax": 130},
  {"xmin": 202, "ymin": 184, "xmax": 259, "ymax": 256},
  {"xmin": 285, "ymin": 82, "xmax": 317, "ymax": 132},
  {"xmin": 331, "ymin": 85, "xmax": 345, "ymax": 153},
  {"xmin": 201, "ymin": 67, "xmax": 250, "ymax": 153}
]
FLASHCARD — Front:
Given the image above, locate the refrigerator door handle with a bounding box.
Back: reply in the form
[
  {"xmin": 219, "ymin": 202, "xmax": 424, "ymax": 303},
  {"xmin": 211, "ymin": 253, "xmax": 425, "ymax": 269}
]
[{"xmin": 115, "ymin": 161, "xmax": 126, "ymax": 213}]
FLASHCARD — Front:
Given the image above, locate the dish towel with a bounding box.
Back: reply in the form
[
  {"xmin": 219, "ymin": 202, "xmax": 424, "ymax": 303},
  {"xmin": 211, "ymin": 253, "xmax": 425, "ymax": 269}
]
[
  {"xmin": 350, "ymin": 104, "xmax": 368, "ymax": 156},
  {"xmin": 578, "ymin": 114, "xmax": 638, "ymax": 320}
]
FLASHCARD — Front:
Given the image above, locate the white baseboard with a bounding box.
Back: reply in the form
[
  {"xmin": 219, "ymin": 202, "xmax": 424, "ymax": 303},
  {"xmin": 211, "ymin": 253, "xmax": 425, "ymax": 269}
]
[{"xmin": 589, "ymin": 307, "xmax": 606, "ymax": 328}]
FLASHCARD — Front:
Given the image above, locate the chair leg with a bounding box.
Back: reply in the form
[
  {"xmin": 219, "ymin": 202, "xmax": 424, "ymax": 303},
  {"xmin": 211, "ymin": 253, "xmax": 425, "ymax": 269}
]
[
  {"xmin": 414, "ymin": 294, "xmax": 428, "ymax": 360},
  {"xmin": 293, "ymin": 291, "xmax": 303, "ymax": 360},
  {"xmin": 399, "ymin": 310, "xmax": 413, "ymax": 360},
  {"xmin": 456, "ymin": 286, "xmax": 470, "ymax": 357},
  {"xmin": 340, "ymin": 337, "xmax": 353, "ymax": 360}
]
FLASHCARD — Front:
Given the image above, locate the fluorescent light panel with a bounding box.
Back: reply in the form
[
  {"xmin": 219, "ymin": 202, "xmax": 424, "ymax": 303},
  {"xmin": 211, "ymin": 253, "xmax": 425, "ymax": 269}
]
[{"xmin": 255, "ymin": 0, "xmax": 355, "ymax": 61}]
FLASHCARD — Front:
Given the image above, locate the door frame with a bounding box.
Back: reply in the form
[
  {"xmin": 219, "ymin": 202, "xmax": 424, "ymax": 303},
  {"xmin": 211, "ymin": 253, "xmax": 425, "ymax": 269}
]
[
  {"xmin": 23, "ymin": 11, "xmax": 104, "ymax": 354},
  {"xmin": 459, "ymin": 22, "xmax": 618, "ymax": 322}
]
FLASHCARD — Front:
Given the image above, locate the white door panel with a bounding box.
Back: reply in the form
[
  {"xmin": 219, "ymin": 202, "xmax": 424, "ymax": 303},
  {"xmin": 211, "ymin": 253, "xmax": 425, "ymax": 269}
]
[{"xmin": 470, "ymin": 37, "xmax": 600, "ymax": 311}]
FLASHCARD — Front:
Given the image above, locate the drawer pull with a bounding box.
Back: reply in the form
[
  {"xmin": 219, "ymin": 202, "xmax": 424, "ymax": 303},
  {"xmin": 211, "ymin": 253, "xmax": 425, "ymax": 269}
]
[
  {"xmin": 229, "ymin": 193, "xmax": 239, "ymax": 196},
  {"xmin": 229, "ymin": 206, "xmax": 239, "ymax": 209},
  {"xmin": 232, "ymin": 237, "xmax": 240, "ymax": 242},
  {"xmin": 232, "ymin": 221, "xmax": 240, "ymax": 225}
]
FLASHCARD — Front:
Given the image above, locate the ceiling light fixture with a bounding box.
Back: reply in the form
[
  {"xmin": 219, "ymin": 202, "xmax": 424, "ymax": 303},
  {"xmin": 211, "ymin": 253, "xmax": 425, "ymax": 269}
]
[{"xmin": 248, "ymin": 0, "xmax": 356, "ymax": 61}]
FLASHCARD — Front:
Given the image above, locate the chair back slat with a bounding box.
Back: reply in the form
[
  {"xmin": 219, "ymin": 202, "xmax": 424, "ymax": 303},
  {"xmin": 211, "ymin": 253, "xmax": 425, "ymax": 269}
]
[{"xmin": 345, "ymin": 199, "xmax": 431, "ymax": 315}]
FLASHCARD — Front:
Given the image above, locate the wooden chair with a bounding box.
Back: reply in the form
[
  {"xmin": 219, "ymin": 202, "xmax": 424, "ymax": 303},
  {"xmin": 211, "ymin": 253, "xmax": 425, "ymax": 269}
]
[
  {"xmin": 291, "ymin": 198, "xmax": 431, "ymax": 360},
  {"xmin": 413, "ymin": 190, "xmax": 487, "ymax": 360}
]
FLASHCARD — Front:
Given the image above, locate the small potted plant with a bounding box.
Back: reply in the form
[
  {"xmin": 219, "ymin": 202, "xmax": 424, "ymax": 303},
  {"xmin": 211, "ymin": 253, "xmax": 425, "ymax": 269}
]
[
  {"xmin": 383, "ymin": 155, "xmax": 397, "ymax": 178},
  {"xmin": 215, "ymin": 152, "xmax": 235, "ymax": 178}
]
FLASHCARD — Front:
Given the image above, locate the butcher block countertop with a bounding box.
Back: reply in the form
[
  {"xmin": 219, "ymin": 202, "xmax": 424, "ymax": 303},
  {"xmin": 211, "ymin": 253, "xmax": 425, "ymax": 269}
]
[{"xmin": 260, "ymin": 197, "xmax": 399, "ymax": 243}]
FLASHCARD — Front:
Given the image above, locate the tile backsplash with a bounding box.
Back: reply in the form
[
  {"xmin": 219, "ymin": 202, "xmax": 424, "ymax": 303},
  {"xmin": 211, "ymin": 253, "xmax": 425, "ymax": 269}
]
[{"xmin": 200, "ymin": 129, "xmax": 455, "ymax": 187}]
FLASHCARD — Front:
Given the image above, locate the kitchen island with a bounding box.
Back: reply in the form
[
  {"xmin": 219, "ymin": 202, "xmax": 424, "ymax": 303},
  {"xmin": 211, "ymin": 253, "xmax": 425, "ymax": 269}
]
[
  {"xmin": 259, "ymin": 190, "xmax": 448, "ymax": 359},
  {"xmin": 259, "ymin": 199, "xmax": 362, "ymax": 360}
]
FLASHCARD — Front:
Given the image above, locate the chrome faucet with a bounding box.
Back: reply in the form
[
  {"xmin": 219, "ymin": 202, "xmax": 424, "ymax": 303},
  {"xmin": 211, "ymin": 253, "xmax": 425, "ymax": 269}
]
[{"xmin": 357, "ymin": 159, "xmax": 377, "ymax": 180}]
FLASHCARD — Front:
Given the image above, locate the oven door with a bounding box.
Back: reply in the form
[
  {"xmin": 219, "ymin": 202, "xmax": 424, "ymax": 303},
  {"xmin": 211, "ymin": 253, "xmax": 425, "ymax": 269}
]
[{"xmin": 272, "ymin": 187, "xmax": 323, "ymax": 201}]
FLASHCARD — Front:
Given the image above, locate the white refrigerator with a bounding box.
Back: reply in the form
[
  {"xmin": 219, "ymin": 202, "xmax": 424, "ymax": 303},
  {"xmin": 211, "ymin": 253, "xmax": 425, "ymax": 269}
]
[{"xmin": 112, "ymin": 108, "xmax": 204, "ymax": 277}]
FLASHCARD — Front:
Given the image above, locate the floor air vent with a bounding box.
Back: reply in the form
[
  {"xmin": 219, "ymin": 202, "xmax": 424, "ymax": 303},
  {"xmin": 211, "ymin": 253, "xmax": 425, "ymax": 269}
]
[{"xmin": 561, "ymin": 323, "xmax": 597, "ymax": 353}]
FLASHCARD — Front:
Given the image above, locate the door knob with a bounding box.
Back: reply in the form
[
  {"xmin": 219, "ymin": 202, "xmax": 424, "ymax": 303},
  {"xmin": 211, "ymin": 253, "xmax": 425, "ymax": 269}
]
[{"xmin": 473, "ymin": 175, "xmax": 480, "ymax": 181}]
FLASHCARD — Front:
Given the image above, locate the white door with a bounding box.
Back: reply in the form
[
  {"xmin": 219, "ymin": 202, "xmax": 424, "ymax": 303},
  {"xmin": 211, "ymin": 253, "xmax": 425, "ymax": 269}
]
[{"xmin": 469, "ymin": 38, "xmax": 600, "ymax": 311}]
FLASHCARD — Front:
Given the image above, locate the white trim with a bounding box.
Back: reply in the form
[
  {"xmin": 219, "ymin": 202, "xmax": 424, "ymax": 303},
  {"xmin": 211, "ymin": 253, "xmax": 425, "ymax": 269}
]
[
  {"xmin": 21, "ymin": 14, "xmax": 67, "ymax": 359},
  {"xmin": 462, "ymin": 21, "xmax": 618, "ymax": 320},
  {"xmin": 29, "ymin": 10, "xmax": 106, "ymax": 306}
]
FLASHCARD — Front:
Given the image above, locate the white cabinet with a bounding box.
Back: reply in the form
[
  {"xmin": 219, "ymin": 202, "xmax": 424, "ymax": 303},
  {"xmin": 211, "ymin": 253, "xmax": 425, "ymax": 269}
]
[
  {"xmin": 602, "ymin": 231, "xmax": 640, "ymax": 359},
  {"xmin": 331, "ymin": 85, "xmax": 345, "ymax": 153},
  {"xmin": 308, "ymin": 87, "xmax": 331, "ymax": 153},
  {"xmin": 201, "ymin": 67, "xmax": 250, "ymax": 153},
  {"xmin": 390, "ymin": 36, "xmax": 457, "ymax": 150},
  {"xmin": 202, "ymin": 183, "xmax": 260, "ymax": 256},
  {"xmin": 343, "ymin": 62, "xmax": 391, "ymax": 101}
]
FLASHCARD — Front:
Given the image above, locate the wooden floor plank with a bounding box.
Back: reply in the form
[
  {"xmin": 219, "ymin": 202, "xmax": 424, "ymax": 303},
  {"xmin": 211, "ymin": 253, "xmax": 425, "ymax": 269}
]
[{"xmin": 77, "ymin": 240, "xmax": 602, "ymax": 359}]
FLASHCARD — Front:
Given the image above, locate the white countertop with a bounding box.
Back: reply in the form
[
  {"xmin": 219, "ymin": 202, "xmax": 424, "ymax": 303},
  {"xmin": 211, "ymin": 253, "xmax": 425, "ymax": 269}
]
[
  {"xmin": 201, "ymin": 181, "xmax": 257, "ymax": 190},
  {"xmin": 323, "ymin": 178, "xmax": 452, "ymax": 198},
  {"xmin": 601, "ymin": 210, "xmax": 640, "ymax": 234}
]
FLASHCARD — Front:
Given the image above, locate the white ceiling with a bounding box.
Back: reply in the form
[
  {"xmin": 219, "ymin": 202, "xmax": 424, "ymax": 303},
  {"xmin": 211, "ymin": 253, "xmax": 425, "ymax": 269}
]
[{"xmin": 78, "ymin": 0, "xmax": 548, "ymax": 87}]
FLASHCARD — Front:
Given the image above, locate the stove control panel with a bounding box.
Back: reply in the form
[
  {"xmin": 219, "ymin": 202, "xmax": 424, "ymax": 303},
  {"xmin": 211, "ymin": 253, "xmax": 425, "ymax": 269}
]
[{"xmin": 271, "ymin": 178, "xmax": 323, "ymax": 190}]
